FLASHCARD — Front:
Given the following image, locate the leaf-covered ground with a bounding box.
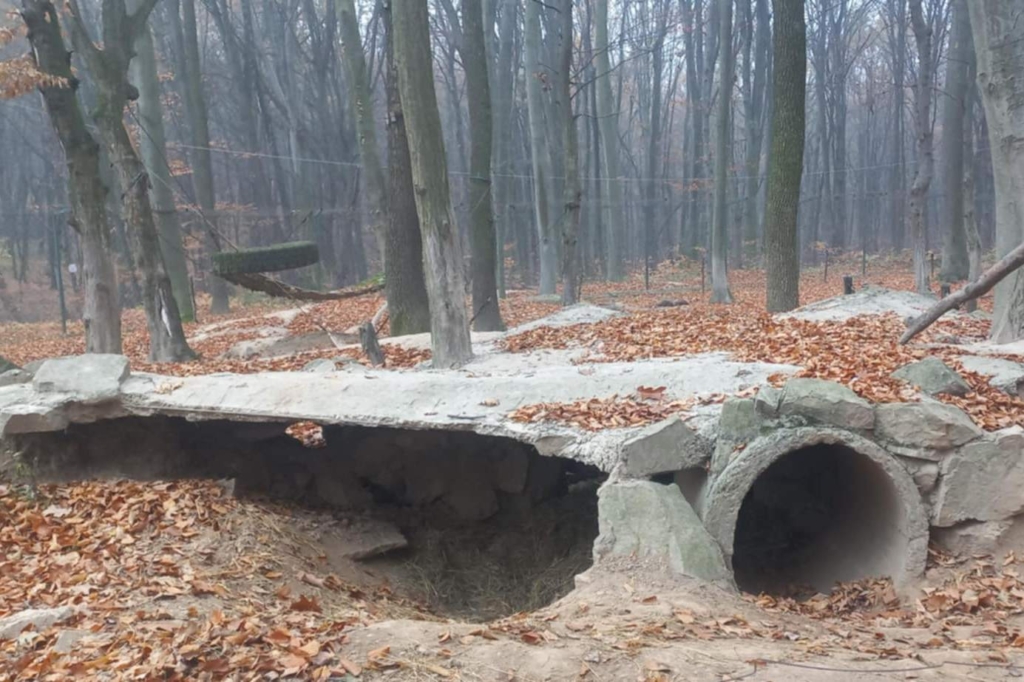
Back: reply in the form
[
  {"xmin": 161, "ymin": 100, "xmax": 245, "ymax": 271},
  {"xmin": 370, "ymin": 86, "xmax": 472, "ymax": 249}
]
[
  {"xmin": 4, "ymin": 257, "xmax": 1024, "ymax": 679},
  {"xmin": 4, "ymin": 479, "xmax": 1024, "ymax": 681},
  {"xmin": 3, "ymin": 255, "xmax": 1021, "ymax": 432}
]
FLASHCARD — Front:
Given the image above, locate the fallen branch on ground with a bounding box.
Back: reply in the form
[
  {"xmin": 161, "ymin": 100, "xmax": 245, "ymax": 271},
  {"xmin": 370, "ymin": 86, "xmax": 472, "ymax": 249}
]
[{"xmin": 900, "ymin": 239, "xmax": 1024, "ymax": 344}]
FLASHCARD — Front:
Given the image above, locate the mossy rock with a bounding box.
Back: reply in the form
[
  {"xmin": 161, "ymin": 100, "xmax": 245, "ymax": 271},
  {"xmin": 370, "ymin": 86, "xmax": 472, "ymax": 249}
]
[{"xmin": 214, "ymin": 242, "xmax": 320, "ymax": 276}]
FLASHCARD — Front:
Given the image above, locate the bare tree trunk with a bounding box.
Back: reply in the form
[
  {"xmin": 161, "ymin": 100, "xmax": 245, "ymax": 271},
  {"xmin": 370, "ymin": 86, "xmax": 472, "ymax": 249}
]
[
  {"xmin": 560, "ymin": 0, "xmax": 581, "ymax": 306},
  {"xmin": 764, "ymin": 0, "xmax": 806, "ymax": 312},
  {"xmin": 392, "ymin": 0, "xmax": 472, "ymax": 367},
  {"xmin": 887, "ymin": 0, "xmax": 907, "ymax": 252},
  {"xmin": 21, "ymin": 0, "xmax": 122, "ymax": 353},
  {"xmin": 382, "ymin": 2, "xmax": 430, "ymax": 337},
  {"xmin": 968, "ymin": 0, "xmax": 1024, "ymax": 342},
  {"xmin": 131, "ymin": 14, "xmax": 194, "ymax": 322},
  {"xmin": 338, "ymin": 0, "xmax": 388, "ymax": 265},
  {"xmin": 595, "ymin": 0, "xmax": 624, "ymax": 280},
  {"xmin": 174, "ymin": 0, "xmax": 228, "ymax": 314},
  {"xmin": 710, "ymin": 0, "xmax": 734, "ymax": 303},
  {"xmin": 463, "ymin": 0, "xmax": 504, "ymax": 330},
  {"xmin": 524, "ymin": 0, "xmax": 558, "ymax": 294},
  {"xmin": 938, "ymin": 0, "xmax": 971, "ymax": 283},
  {"xmin": 908, "ymin": 0, "xmax": 934, "ymax": 295},
  {"xmin": 489, "ymin": 2, "xmax": 516, "ymax": 296},
  {"xmin": 67, "ymin": 0, "xmax": 195, "ymax": 362},
  {"xmin": 741, "ymin": 0, "xmax": 769, "ymax": 261},
  {"xmin": 963, "ymin": 81, "xmax": 981, "ymax": 312}
]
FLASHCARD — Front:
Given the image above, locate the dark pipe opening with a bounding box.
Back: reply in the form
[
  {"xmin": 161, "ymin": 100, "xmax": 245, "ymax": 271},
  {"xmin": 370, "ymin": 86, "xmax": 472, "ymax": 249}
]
[{"xmin": 732, "ymin": 443, "xmax": 902, "ymax": 595}]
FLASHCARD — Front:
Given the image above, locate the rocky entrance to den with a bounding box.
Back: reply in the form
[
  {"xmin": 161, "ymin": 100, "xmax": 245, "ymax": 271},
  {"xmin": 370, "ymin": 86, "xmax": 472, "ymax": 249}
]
[
  {"xmin": 731, "ymin": 442, "xmax": 904, "ymax": 596},
  {"xmin": 10, "ymin": 418, "xmax": 604, "ymax": 622}
]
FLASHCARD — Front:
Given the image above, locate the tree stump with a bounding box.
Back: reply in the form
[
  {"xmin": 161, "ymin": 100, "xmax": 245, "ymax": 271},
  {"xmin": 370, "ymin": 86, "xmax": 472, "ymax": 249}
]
[{"xmin": 843, "ymin": 276, "xmax": 855, "ymax": 295}]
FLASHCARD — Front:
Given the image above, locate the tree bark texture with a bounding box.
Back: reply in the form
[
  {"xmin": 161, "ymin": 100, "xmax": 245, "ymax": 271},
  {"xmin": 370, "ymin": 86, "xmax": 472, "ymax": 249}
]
[
  {"xmin": 463, "ymin": 0, "xmax": 504, "ymax": 330},
  {"xmin": 338, "ymin": 0, "xmax": 388, "ymax": 264},
  {"xmin": 938, "ymin": 0, "xmax": 971, "ymax": 283},
  {"xmin": 524, "ymin": 0, "xmax": 558, "ymax": 294},
  {"xmin": 764, "ymin": 0, "xmax": 806, "ymax": 313},
  {"xmin": 68, "ymin": 0, "xmax": 195, "ymax": 362},
  {"xmin": 710, "ymin": 0, "xmax": 734, "ymax": 303},
  {"xmin": 131, "ymin": 18, "xmax": 194, "ymax": 322},
  {"xmin": 560, "ymin": 0, "xmax": 581, "ymax": 306},
  {"xmin": 968, "ymin": 1, "xmax": 1024, "ymax": 342},
  {"xmin": 21, "ymin": 0, "xmax": 123, "ymax": 354},
  {"xmin": 382, "ymin": 3, "xmax": 431, "ymax": 337},
  {"xmin": 595, "ymin": 0, "xmax": 624, "ymax": 280},
  {"xmin": 177, "ymin": 0, "xmax": 228, "ymax": 313},
  {"xmin": 392, "ymin": 0, "xmax": 473, "ymax": 367},
  {"xmin": 908, "ymin": 0, "xmax": 934, "ymax": 295}
]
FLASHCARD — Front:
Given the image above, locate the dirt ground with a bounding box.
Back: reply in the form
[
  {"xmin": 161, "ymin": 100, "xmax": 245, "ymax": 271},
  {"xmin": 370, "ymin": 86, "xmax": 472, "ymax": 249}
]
[{"xmin": 4, "ymin": 476, "xmax": 1024, "ymax": 682}]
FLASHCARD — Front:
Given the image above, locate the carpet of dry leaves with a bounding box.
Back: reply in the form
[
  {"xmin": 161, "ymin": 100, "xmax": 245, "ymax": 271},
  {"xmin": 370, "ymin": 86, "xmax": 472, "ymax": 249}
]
[
  {"xmin": 3, "ymin": 255, "xmax": 1021, "ymax": 433},
  {"xmin": 5, "ymin": 478, "xmax": 1024, "ymax": 681},
  {"xmin": 4, "ymin": 256, "xmax": 1024, "ymax": 679}
]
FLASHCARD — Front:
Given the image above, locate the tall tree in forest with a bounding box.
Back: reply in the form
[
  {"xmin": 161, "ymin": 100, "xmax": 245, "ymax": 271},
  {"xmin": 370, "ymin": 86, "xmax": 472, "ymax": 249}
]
[
  {"xmin": 392, "ymin": 0, "xmax": 473, "ymax": 367},
  {"xmin": 907, "ymin": 0, "xmax": 934, "ymax": 295},
  {"xmin": 764, "ymin": 0, "xmax": 806, "ymax": 312},
  {"xmin": 595, "ymin": 0, "xmax": 624, "ymax": 280},
  {"xmin": 740, "ymin": 0, "xmax": 769, "ymax": 260},
  {"xmin": 643, "ymin": 6, "xmax": 669, "ymax": 286},
  {"xmin": 525, "ymin": 0, "xmax": 559, "ymax": 293},
  {"xmin": 488, "ymin": 1, "xmax": 517, "ymax": 296},
  {"xmin": 710, "ymin": 0, "xmax": 734, "ymax": 304},
  {"xmin": 938, "ymin": 0, "xmax": 971, "ymax": 283},
  {"xmin": 172, "ymin": 0, "xmax": 228, "ymax": 314},
  {"xmin": 463, "ymin": 0, "xmax": 504, "ymax": 330},
  {"xmin": 968, "ymin": 1, "xmax": 1024, "ymax": 342},
  {"xmin": 885, "ymin": 0, "xmax": 907, "ymax": 251},
  {"xmin": 560, "ymin": 0, "xmax": 581, "ymax": 305},
  {"xmin": 382, "ymin": 3, "xmax": 431, "ymax": 337},
  {"xmin": 130, "ymin": 8, "xmax": 194, "ymax": 322},
  {"xmin": 19, "ymin": 0, "xmax": 123, "ymax": 353},
  {"xmin": 338, "ymin": 0, "xmax": 388, "ymax": 263},
  {"xmin": 67, "ymin": 0, "xmax": 194, "ymax": 362}
]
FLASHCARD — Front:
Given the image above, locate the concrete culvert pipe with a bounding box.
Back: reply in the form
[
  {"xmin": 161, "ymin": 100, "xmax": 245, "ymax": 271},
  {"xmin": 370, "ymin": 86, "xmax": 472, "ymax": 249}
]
[{"xmin": 703, "ymin": 428, "xmax": 928, "ymax": 594}]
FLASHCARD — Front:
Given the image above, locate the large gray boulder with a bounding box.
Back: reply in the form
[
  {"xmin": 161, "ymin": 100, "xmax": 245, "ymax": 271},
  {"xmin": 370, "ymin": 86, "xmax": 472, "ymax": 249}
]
[
  {"xmin": 932, "ymin": 427, "xmax": 1024, "ymax": 526},
  {"xmin": 621, "ymin": 416, "xmax": 712, "ymax": 477},
  {"xmin": 892, "ymin": 357, "xmax": 970, "ymax": 397},
  {"xmin": 958, "ymin": 355, "xmax": 1024, "ymax": 397},
  {"xmin": 33, "ymin": 354, "xmax": 130, "ymax": 404},
  {"xmin": 778, "ymin": 378, "xmax": 874, "ymax": 430},
  {"xmin": 0, "ymin": 606, "xmax": 76, "ymax": 640},
  {"xmin": 593, "ymin": 481, "xmax": 731, "ymax": 584},
  {"xmin": 875, "ymin": 400, "xmax": 982, "ymax": 450}
]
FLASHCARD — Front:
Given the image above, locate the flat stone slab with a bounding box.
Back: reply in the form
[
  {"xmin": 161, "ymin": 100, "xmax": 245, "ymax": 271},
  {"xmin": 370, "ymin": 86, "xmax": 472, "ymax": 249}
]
[
  {"xmin": 0, "ymin": 350, "xmax": 797, "ymax": 473},
  {"xmin": 780, "ymin": 286, "xmax": 941, "ymax": 322},
  {"xmin": 33, "ymin": 354, "xmax": 129, "ymax": 404}
]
